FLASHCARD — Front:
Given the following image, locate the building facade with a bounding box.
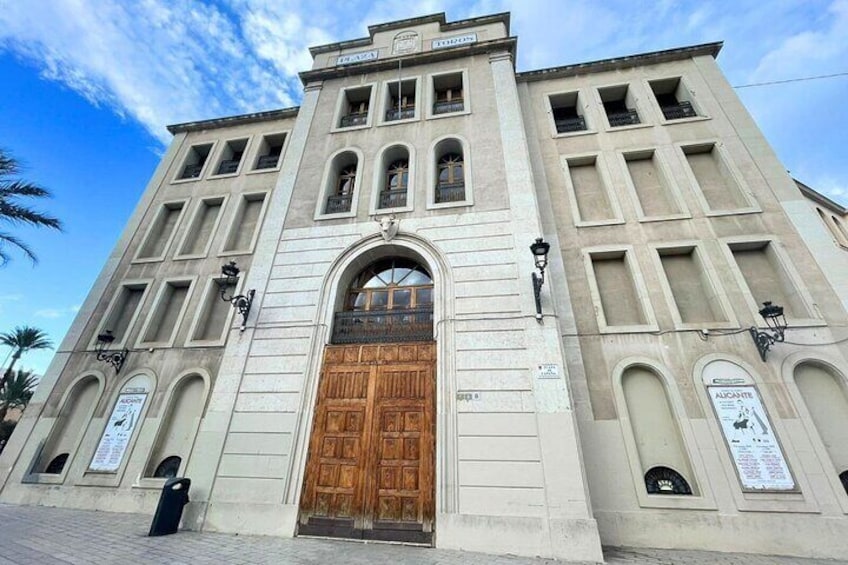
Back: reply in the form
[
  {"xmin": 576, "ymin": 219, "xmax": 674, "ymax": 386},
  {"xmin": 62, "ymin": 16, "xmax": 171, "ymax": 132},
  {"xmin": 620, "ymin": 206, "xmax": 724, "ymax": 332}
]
[{"xmin": 2, "ymin": 12, "xmax": 848, "ymax": 562}]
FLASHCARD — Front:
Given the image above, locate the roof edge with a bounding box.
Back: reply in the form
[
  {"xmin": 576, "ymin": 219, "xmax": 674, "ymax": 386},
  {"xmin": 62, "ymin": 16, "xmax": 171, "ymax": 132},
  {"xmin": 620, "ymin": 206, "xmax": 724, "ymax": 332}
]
[
  {"xmin": 516, "ymin": 41, "xmax": 723, "ymax": 82},
  {"xmin": 166, "ymin": 107, "xmax": 300, "ymax": 135},
  {"xmin": 795, "ymin": 179, "xmax": 848, "ymax": 215}
]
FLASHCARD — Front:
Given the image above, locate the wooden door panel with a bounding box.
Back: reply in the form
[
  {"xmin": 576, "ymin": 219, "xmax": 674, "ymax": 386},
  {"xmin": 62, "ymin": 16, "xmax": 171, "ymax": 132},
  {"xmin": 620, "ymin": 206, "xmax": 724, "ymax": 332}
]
[{"xmin": 299, "ymin": 344, "xmax": 434, "ymax": 543}]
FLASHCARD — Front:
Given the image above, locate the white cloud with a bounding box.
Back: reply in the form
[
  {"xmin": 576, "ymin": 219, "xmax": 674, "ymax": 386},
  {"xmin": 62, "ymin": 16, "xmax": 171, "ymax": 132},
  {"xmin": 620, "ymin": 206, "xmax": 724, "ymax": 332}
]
[
  {"xmin": 34, "ymin": 308, "xmax": 65, "ymax": 319},
  {"xmin": 0, "ymin": 0, "xmax": 845, "ymax": 204}
]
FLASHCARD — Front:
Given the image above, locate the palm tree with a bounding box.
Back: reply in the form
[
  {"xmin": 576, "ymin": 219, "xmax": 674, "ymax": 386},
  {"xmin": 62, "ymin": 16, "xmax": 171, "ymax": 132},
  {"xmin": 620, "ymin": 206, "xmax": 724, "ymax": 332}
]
[
  {"xmin": 0, "ymin": 149, "xmax": 63, "ymax": 265},
  {"xmin": 0, "ymin": 326, "xmax": 53, "ymax": 392},
  {"xmin": 0, "ymin": 369, "xmax": 38, "ymax": 422}
]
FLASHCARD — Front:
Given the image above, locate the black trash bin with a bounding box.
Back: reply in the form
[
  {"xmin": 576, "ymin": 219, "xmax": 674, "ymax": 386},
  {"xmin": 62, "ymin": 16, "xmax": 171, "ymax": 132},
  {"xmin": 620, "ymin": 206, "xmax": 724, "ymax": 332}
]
[{"xmin": 148, "ymin": 477, "xmax": 191, "ymax": 536}]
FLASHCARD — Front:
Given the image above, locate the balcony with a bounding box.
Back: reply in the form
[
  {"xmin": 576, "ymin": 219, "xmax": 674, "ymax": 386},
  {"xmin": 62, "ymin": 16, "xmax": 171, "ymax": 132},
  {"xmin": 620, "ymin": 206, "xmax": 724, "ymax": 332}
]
[
  {"xmin": 661, "ymin": 101, "xmax": 697, "ymax": 120},
  {"xmin": 385, "ymin": 107, "xmax": 416, "ymax": 121},
  {"xmin": 554, "ymin": 115, "xmax": 586, "ymax": 133},
  {"xmin": 433, "ymin": 99, "xmax": 464, "ymax": 115},
  {"xmin": 216, "ymin": 159, "xmax": 241, "ymax": 175},
  {"xmin": 255, "ymin": 154, "xmax": 279, "ymax": 169},
  {"xmin": 332, "ymin": 309, "xmax": 434, "ymax": 344},
  {"xmin": 340, "ymin": 112, "xmax": 368, "ymax": 128},
  {"xmin": 180, "ymin": 163, "xmax": 203, "ymax": 179},
  {"xmin": 435, "ymin": 182, "xmax": 465, "ymax": 204},
  {"xmin": 607, "ymin": 109, "xmax": 640, "ymax": 127},
  {"xmin": 325, "ymin": 194, "xmax": 353, "ymax": 214},
  {"xmin": 378, "ymin": 189, "xmax": 407, "ymax": 209}
]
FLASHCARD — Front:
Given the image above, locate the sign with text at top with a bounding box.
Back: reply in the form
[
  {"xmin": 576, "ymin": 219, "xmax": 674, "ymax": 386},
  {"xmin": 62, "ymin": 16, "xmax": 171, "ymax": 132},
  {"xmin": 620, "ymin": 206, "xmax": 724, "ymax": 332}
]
[
  {"xmin": 89, "ymin": 393, "xmax": 147, "ymax": 472},
  {"xmin": 707, "ymin": 385, "xmax": 795, "ymax": 491},
  {"xmin": 336, "ymin": 50, "xmax": 379, "ymax": 66},
  {"xmin": 432, "ymin": 33, "xmax": 477, "ymax": 50}
]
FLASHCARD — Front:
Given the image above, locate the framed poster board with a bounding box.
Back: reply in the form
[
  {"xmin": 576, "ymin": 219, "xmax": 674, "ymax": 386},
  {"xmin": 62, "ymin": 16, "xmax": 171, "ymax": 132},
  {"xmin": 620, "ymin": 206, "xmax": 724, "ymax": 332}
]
[
  {"xmin": 706, "ymin": 385, "xmax": 796, "ymax": 491},
  {"xmin": 89, "ymin": 392, "xmax": 147, "ymax": 472}
]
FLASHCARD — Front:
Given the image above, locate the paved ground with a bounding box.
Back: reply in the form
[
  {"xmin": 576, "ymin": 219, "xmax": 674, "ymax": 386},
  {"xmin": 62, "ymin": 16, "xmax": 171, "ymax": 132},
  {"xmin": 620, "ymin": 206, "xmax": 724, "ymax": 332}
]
[{"xmin": 0, "ymin": 504, "xmax": 845, "ymax": 564}]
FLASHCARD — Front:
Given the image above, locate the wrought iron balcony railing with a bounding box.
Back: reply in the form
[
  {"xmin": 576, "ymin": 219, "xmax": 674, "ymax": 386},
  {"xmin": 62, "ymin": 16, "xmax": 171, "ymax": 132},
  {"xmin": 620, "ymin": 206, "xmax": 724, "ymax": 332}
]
[
  {"xmin": 554, "ymin": 115, "xmax": 586, "ymax": 133},
  {"xmin": 433, "ymin": 99, "xmax": 464, "ymax": 115},
  {"xmin": 340, "ymin": 112, "xmax": 368, "ymax": 127},
  {"xmin": 661, "ymin": 101, "xmax": 697, "ymax": 120},
  {"xmin": 385, "ymin": 107, "xmax": 416, "ymax": 121},
  {"xmin": 332, "ymin": 308, "xmax": 434, "ymax": 344},
  {"xmin": 217, "ymin": 159, "xmax": 241, "ymax": 175},
  {"xmin": 435, "ymin": 182, "xmax": 465, "ymax": 203},
  {"xmin": 325, "ymin": 194, "xmax": 353, "ymax": 214},
  {"xmin": 378, "ymin": 189, "xmax": 408, "ymax": 209},
  {"xmin": 607, "ymin": 109, "xmax": 641, "ymax": 127},
  {"xmin": 255, "ymin": 154, "xmax": 280, "ymax": 169},
  {"xmin": 181, "ymin": 163, "xmax": 203, "ymax": 179}
]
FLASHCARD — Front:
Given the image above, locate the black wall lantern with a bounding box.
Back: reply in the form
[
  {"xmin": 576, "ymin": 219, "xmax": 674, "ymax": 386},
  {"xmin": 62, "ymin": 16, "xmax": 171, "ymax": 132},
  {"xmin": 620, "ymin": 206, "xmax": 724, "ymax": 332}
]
[
  {"xmin": 95, "ymin": 330, "xmax": 128, "ymax": 373},
  {"xmin": 216, "ymin": 261, "xmax": 255, "ymax": 330},
  {"xmin": 749, "ymin": 301, "xmax": 787, "ymax": 361},
  {"xmin": 529, "ymin": 237, "xmax": 551, "ymax": 322}
]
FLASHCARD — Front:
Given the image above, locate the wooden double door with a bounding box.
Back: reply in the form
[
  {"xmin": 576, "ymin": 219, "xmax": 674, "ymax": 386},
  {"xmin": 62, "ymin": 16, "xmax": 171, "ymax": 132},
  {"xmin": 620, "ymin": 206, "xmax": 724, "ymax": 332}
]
[{"xmin": 298, "ymin": 342, "xmax": 435, "ymax": 543}]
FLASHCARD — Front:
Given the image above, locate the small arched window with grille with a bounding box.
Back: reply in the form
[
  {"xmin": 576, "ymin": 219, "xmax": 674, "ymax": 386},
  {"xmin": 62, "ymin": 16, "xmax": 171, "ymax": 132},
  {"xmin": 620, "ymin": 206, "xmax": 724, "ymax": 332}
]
[
  {"xmin": 380, "ymin": 160, "xmax": 409, "ymax": 209},
  {"xmin": 436, "ymin": 153, "xmax": 464, "ymax": 203},
  {"xmin": 333, "ymin": 258, "xmax": 433, "ymax": 344},
  {"xmin": 644, "ymin": 466, "xmax": 692, "ymax": 495}
]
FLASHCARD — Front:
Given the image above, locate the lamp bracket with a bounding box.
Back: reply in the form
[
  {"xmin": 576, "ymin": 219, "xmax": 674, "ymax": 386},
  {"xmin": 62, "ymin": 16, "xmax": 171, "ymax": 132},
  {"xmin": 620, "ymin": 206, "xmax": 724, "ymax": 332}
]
[
  {"xmin": 95, "ymin": 347, "xmax": 128, "ymax": 374},
  {"xmin": 532, "ymin": 271, "xmax": 544, "ymax": 323},
  {"xmin": 749, "ymin": 326, "xmax": 785, "ymax": 362}
]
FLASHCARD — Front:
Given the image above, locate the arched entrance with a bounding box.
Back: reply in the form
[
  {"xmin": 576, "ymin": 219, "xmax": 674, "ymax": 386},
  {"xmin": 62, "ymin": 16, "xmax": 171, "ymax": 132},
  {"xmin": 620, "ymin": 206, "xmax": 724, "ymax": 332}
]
[{"xmin": 298, "ymin": 257, "xmax": 436, "ymax": 543}]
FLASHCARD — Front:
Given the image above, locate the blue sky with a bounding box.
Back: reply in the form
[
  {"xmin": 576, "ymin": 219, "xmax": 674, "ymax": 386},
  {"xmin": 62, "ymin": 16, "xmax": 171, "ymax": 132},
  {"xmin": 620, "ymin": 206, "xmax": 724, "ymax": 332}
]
[{"xmin": 1, "ymin": 0, "xmax": 847, "ymax": 375}]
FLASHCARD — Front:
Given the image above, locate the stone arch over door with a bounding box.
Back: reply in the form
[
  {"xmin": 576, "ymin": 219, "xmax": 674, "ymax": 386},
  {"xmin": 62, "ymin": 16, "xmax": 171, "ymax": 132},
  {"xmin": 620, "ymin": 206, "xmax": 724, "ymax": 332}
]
[{"xmin": 286, "ymin": 232, "xmax": 458, "ymax": 531}]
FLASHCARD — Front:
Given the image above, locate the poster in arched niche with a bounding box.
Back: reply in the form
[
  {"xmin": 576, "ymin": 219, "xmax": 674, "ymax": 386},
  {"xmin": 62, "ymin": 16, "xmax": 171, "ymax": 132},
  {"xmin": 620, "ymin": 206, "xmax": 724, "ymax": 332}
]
[
  {"xmin": 88, "ymin": 373, "xmax": 152, "ymax": 473},
  {"xmin": 702, "ymin": 359, "xmax": 796, "ymax": 491}
]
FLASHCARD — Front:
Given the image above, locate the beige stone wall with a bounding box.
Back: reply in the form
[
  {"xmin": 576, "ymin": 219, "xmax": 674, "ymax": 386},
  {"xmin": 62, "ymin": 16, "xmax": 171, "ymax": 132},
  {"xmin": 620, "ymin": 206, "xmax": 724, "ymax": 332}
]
[
  {"xmin": 0, "ymin": 115, "xmax": 295, "ymax": 512},
  {"xmin": 521, "ymin": 51, "xmax": 848, "ymax": 558}
]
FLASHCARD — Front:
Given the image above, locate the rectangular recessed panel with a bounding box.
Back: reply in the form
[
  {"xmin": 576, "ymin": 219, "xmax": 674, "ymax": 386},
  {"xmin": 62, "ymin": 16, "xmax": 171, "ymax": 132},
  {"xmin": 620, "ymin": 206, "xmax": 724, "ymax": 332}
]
[
  {"xmin": 224, "ymin": 195, "xmax": 265, "ymax": 252},
  {"xmin": 730, "ymin": 244, "xmax": 808, "ymax": 318},
  {"xmin": 660, "ymin": 250, "xmax": 724, "ymax": 323},
  {"xmin": 191, "ymin": 282, "xmax": 233, "ymax": 341},
  {"xmin": 592, "ymin": 254, "xmax": 645, "ymax": 326},
  {"xmin": 106, "ymin": 286, "xmax": 145, "ymax": 342},
  {"xmin": 684, "ymin": 146, "xmax": 748, "ymax": 210},
  {"xmin": 569, "ymin": 161, "xmax": 615, "ymax": 222},
  {"xmin": 180, "ymin": 199, "xmax": 222, "ymax": 255},
  {"xmin": 138, "ymin": 204, "xmax": 183, "ymax": 259},
  {"xmin": 626, "ymin": 155, "xmax": 678, "ymax": 216},
  {"xmin": 142, "ymin": 282, "xmax": 190, "ymax": 343}
]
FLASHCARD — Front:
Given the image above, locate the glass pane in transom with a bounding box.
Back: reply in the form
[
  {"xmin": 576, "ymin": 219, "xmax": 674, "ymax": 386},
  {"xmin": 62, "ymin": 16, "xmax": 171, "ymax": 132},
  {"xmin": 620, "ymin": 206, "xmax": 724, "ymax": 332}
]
[
  {"xmin": 392, "ymin": 289, "xmax": 412, "ymax": 308},
  {"xmin": 416, "ymin": 287, "xmax": 433, "ymax": 305},
  {"xmin": 370, "ymin": 291, "xmax": 388, "ymax": 310}
]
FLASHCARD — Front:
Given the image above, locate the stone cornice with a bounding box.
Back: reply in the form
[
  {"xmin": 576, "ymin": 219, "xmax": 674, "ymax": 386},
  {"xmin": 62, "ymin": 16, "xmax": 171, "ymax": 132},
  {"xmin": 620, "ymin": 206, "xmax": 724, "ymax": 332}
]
[
  {"xmin": 166, "ymin": 107, "xmax": 300, "ymax": 134},
  {"xmin": 515, "ymin": 42, "xmax": 723, "ymax": 83},
  {"xmin": 300, "ymin": 37, "xmax": 517, "ymax": 85},
  {"xmin": 308, "ymin": 12, "xmax": 510, "ymax": 56}
]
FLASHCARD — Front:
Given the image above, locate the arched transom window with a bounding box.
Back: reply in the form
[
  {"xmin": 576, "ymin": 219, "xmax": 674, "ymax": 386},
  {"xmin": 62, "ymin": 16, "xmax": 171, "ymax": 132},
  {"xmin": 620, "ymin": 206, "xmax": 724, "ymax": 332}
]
[
  {"xmin": 334, "ymin": 258, "xmax": 434, "ymax": 344},
  {"xmin": 346, "ymin": 258, "xmax": 432, "ymax": 312}
]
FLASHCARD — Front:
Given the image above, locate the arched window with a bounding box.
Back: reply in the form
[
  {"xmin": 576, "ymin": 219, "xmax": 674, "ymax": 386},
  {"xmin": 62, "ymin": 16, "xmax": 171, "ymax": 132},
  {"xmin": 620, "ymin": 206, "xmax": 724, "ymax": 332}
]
[
  {"xmin": 44, "ymin": 453, "xmax": 70, "ymax": 475},
  {"xmin": 333, "ymin": 258, "xmax": 433, "ymax": 344},
  {"xmin": 143, "ymin": 374, "xmax": 205, "ymax": 478},
  {"xmin": 153, "ymin": 455, "xmax": 183, "ymax": 479},
  {"xmin": 380, "ymin": 159, "xmax": 409, "ymax": 209},
  {"xmin": 794, "ymin": 362, "xmax": 848, "ymax": 492},
  {"xmin": 323, "ymin": 151, "xmax": 359, "ymax": 215},
  {"xmin": 36, "ymin": 375, "xmax": 101, "ymax": 475},
  {"xmin": 621, "ymin": 365, "xmax": 695, "ymax": 496},
  {"xmin": 645, "ymin": 466, "xmax": 692, "ymax": 495},
  {"xmin": 436, "ymin": 153, "xmax": 464, "ymax": 203}
]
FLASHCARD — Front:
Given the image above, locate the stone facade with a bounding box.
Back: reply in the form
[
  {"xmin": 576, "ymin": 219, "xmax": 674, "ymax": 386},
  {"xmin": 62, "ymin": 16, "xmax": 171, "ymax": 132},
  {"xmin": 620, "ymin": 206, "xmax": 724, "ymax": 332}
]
[{"xmin": 1, "ymin": 12, "xmax": 847, "ymax": 563}]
